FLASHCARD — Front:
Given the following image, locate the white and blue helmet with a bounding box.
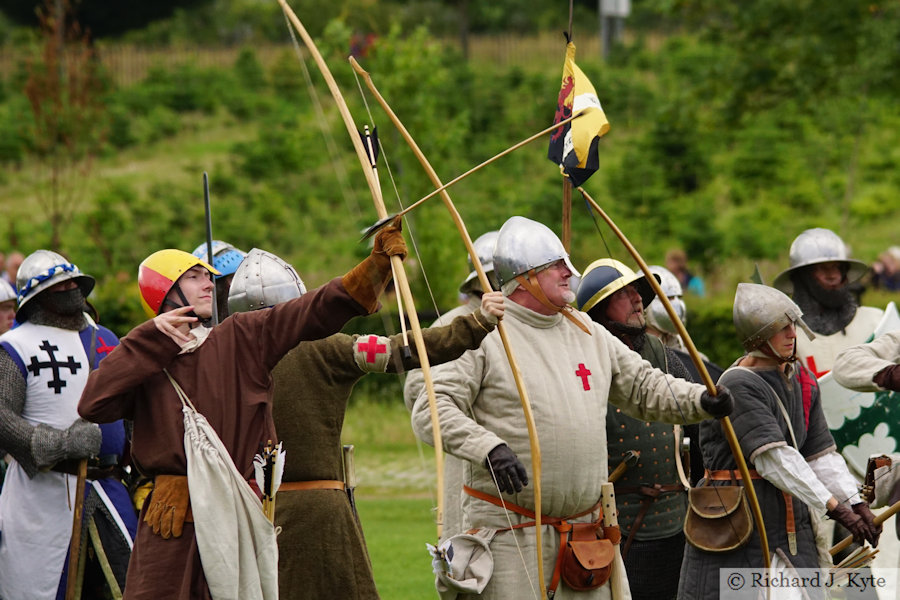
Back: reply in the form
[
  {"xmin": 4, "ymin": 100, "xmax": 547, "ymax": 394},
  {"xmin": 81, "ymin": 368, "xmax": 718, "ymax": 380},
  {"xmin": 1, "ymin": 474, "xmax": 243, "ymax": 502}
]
[
  {"xmin": 191, "ymin": 240, "xmax": 247, "ymax": 279},
  {"xmin": 15, "ymin": 250, "xmax": 95, "ymax": 321}
]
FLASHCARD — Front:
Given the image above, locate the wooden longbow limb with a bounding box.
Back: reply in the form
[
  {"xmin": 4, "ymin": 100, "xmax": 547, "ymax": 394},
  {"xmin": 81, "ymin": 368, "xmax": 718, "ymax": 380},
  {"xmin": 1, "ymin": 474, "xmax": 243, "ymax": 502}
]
[
  {"xmin": 351, "ymin": 56, "xmax": 547, "ymax": 599},
  {"xmin": 278, "ymin": 0, "xmax": 447, "ymax": 538},
  {"xmin": 577, "ymin": 186, "xmax": 771, "ymax": 570}
]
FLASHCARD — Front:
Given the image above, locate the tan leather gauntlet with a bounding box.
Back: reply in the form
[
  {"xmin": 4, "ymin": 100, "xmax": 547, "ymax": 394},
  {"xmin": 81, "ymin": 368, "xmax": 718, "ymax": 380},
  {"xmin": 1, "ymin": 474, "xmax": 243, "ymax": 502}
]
[
  {"xmin": 342, "ymin": 216, "xmax": 407, "ymax": 313},
  {"xmin": 143, "ymin": 474, "xmax": 191, "ymax": 539}
]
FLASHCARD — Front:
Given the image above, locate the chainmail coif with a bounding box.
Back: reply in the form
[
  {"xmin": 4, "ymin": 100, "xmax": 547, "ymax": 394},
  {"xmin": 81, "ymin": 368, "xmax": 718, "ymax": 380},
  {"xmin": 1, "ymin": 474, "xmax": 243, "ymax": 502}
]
[{"xmin": 790, "ymin": 269, "xmax": 857, "ymax": 335}]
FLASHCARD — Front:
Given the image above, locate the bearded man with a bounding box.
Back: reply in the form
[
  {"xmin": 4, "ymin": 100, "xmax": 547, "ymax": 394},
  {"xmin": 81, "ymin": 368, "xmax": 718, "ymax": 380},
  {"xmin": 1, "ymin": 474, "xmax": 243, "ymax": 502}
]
[{"xmin": 575, "ymin": 259, "xmax": 693, "ymax": 600}]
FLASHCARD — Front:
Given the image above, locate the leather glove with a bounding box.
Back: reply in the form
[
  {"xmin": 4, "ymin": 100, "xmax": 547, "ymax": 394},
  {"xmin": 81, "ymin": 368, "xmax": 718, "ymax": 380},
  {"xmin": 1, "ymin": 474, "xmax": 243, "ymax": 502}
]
[
  {"xmin": 851, "ymin": 502, "xmax": 882, "ymax": 548},
  {"xmin": 342, "ymin": 216, "xmax": 407, "ymax": 313},
  {"xmin": 828, "ymin": 503, "xmax": 878, "ymax": 547},
  {"xmin": 373, "ymin": 216, "xmax": 408, "ymax": 262},
  {"xmin": 874, "ymin": 365, "xmax": 900, "ymax": 392},
  {"xmin": 64, "ymin": 419, "xmax": 102, "ymax": 460},
  {"xmin": 700, "ymin": 384, "xmax": 733, "ymax": 419},
  {"xmin": 485, "ymin": 444, "xmax": 528, "ymax": 495},
  {"xmin": 143, "ymin": 475, "xmax": 191, "ymax": 539}
]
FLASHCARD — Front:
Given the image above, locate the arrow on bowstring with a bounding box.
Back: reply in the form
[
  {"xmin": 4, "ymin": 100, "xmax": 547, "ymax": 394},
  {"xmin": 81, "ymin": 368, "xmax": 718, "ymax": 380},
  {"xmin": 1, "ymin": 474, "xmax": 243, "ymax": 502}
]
[
  {"xmin": 358, "ymin": 112, "xmax": 585, "ymax": 241},
  {"xmin": 575, "ymin": 185, "xmax": 772, "ymax": 570},
  {"xmin": 350, "ymin": 55, "xmax": 548, "ymax": 600},
  {"xmin": 360, "ymin": 124, "xmax": 412, "ymax": 360},
  {"xmin": 278, "ymin": 0, "xmax": 449, "ymax": 540}
]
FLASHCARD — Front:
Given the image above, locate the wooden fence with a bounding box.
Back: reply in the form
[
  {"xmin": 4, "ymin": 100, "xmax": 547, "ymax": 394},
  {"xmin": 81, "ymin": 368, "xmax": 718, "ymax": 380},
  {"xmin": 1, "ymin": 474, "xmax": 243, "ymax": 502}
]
[{"xmin": 0, "ymin": 33, "xmax": 608, "ymax": 87}]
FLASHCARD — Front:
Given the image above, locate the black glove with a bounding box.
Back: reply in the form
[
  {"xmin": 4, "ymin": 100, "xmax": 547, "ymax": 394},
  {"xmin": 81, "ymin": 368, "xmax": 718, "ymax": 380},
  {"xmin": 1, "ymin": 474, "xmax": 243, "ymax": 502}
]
[
  {"xmin": 700, "ymin": 384, "xmax": 733, "ymax": 419},
  {"xmin": 828, "ymin": 503, "xmax": 878, "ymax": 547},
  {"xmin": 485, "ymin": 444, "xmax": 528, "ymax": 495},
  {"xmin": 874, "ymin": 365, "xmax": 900, "ymax": 392},
  {"xmin": 851, "ymin": 502, "xmax": 882, "ymax": 548}
]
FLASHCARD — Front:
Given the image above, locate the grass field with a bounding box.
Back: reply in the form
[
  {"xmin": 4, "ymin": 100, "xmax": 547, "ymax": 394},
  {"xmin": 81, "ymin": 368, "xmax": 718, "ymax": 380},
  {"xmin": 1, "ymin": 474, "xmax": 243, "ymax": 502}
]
[
  {"xmin": 357, "ymin": 497, "xmax": 438, "ymax": 599},
  {"xmin": 343, "ymin": 395, "xmax": 441, "ymax": 599}
]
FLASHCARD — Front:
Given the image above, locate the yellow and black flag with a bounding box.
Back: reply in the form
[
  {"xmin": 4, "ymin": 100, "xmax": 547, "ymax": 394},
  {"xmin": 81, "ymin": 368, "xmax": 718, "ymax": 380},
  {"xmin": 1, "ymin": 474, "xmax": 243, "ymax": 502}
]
[{"xmin": 547, "ymin": 40, "xmax": 610, "ymax": 187}]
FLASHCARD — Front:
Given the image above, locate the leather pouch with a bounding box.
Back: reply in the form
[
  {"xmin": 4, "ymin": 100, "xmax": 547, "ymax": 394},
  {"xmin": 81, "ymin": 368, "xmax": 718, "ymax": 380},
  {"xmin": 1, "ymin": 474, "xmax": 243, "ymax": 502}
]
[
  {"xmin": 684, "ymin": 485, "xmax": 753, "ymax": 552},
  {"xmin": 560, "ymin": 522, "xmax": 615, "ymax": 591}
]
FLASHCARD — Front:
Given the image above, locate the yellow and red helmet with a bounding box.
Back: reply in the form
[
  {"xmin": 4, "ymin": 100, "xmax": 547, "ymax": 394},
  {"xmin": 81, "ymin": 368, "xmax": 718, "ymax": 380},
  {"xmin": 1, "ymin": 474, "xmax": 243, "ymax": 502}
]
[{"xmin": 138, "ymin": 249, "xmax": 219, "ymax": 318}]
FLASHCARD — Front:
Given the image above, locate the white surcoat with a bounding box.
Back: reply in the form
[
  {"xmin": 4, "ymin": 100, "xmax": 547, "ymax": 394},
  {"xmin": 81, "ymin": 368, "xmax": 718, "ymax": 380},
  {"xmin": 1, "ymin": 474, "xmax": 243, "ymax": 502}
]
[
  {"xmin": 796, "ymin": 306, "xmax": 884, "ymax": 377},
  {"xmin": 0, "ymin": 322, "xmax": 90, "ymax": 600}
]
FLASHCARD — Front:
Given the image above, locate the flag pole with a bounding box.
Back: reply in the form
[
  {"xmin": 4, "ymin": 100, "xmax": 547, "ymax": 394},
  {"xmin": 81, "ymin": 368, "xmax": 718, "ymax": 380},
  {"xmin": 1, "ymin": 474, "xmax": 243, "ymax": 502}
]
[{"xmin": 561, "ymin": 0, "xmax": 576, "ymax": 253}]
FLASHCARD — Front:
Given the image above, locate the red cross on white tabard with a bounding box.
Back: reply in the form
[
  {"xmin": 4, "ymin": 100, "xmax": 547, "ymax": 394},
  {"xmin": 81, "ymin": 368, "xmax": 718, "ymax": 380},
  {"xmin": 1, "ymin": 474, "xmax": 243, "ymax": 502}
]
[
  {"xmin": 805, "ymin": 356, "xmax": 829, "ymax": 378},
  {"xmin": 357, "ymin": 335, "xmax": 387, "ymax": 364},
  {"xmin": 575, "ymin": 363, "xmax": 592, "ymax": 391}
]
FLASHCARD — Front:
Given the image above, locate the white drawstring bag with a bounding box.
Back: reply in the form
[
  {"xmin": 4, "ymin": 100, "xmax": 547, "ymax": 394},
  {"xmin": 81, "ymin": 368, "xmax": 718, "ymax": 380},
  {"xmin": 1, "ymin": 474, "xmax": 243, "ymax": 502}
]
[{"xmin": 166, "ymin": 371, "xmax": 279, "ymax": 600}]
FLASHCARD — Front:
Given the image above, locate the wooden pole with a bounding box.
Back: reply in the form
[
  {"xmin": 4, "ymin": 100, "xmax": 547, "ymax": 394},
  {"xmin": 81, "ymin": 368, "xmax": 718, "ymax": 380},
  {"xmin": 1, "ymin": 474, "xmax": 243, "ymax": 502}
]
[
  {"xmin": 562, "ymin": 179, "xmax": 572, "ymax": 252},
  {"xmin": 65, "ymin": 458, "xmax": 88, "ymax": 600},
  {"xmin": 830, "ymin": 498, "xmax": 900, "ymax": 556},
  {"xmin": 601, "ymin": 482, "xmax": 627, "ymax": 600}
]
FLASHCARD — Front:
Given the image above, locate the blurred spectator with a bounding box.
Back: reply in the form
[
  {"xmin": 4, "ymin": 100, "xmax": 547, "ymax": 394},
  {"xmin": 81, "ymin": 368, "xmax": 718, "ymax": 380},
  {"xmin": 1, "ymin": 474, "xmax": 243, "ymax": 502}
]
[
  {"xmin": 664, "ymin": 248, "xmax": 705, "ymax": 297},
  {"xmin": 2, "ymin": 252, "xmax": 23, "ymax": 289},
  {"xmin": 0, "ymin": 280, "xmax": 15, "ymax": 334},
  {"xmin": 350, "ymin": 32, "xmax": 376, "ymax": 59},
  {"xmin": 872, "ymin": 246, "xmax": 900, "ymax": 291}
]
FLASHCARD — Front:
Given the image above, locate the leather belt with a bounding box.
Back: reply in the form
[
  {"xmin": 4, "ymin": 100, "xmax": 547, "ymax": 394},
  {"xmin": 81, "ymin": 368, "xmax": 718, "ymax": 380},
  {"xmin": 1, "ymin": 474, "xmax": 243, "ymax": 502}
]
[
  {"xmin": 464, "ymin": 485, "xmax": 618, "ymax": 596},
  {"xmin": 705, "ymin": 469, "xmax": 797, "ymax": 555},
  {"xmin": 52, "ymin": 457, "xmax": 123, "ymax": 481},
  {"xmin": 614, "ymin": 482, "xmax": 684, "ymax": 559},
  {"xmin": 278, "ymin": 480, "xmax": 346, "ymax": 492},
  {"xmin": 705, "ymin": 468, "xmax": 762, "ymax": 481}
]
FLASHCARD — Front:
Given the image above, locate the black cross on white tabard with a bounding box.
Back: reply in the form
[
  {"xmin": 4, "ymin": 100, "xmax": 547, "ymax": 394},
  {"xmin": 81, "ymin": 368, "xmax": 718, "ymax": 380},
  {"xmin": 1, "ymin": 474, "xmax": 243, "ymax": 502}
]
[{"xmin": 27, "ymin": 340, "xmax": 82, "ymax": 394}]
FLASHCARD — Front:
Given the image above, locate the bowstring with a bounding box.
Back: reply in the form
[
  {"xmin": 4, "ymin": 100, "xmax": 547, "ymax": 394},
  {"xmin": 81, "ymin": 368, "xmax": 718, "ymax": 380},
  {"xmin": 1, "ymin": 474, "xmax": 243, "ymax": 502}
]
[
  {"xmin": 351, "ymin": 68, "xmax": 541, "ymax": 598},
  {"xmin": 579, "ymin": 191, "xmax": 613, "ymax": 259},
  {"xmin": 283, "ymin": 13, "xmax": 361, "ymax": 219},
  {"xmin": 351, "ymin": 69, "xmax": 443, "ymax": 320},
  {"xmin": 485, "ymin": 457, "xmax": 541, "ymax": 600},
  {"xmin": 348, "ymin": 71, "xmax": 446, "ymax": 532}
]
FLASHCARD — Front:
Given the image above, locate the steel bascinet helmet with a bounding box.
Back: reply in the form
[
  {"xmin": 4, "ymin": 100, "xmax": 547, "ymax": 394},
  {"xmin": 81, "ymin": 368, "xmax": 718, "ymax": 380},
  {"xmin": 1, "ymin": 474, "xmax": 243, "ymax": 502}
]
[
  {"xmin": 575, "ymin": 259, "xmax": 658, "ymax": 314},
  {"xmin": 459, "ymin": 230, "xmax": 500, "ymax": 295},
  {"xmin": 138, "ymin": 250, "xmax": 219, "ymax": 318},
  {"xmin": 645, "ymin": 265, "xmax": 686, "ymax": 335},
  {"xmin": 227, "ymin": 248, "xmax": 306, "ymax": 314},
  {"xmin": 773, "ymin": 228, "xmax": 868, "ymax": 294},
  {"xmin": 191, "ymin": 240, "xmax": 247, "ymax": 279},
  {"xmin": 493, "ymin": 216, "xmax": 579, "ymax": 295},
  {"xmin": 16, "ymin": 250, "xmax": 96, "ymax": 321},
  {"xmin": 733, "ymin": 283, "xmax": 815, "ymax": 352}
]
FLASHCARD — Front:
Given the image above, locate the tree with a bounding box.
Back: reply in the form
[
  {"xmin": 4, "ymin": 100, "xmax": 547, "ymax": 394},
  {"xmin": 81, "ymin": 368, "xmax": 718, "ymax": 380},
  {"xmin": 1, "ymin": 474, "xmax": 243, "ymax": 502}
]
[
  {"xmin": 23, "ymin": 0, "xmax": 107, "ymax": 249},
  {"xmin": 1, "ymin": 0, "xmax": 211, "ymax": 39}
]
